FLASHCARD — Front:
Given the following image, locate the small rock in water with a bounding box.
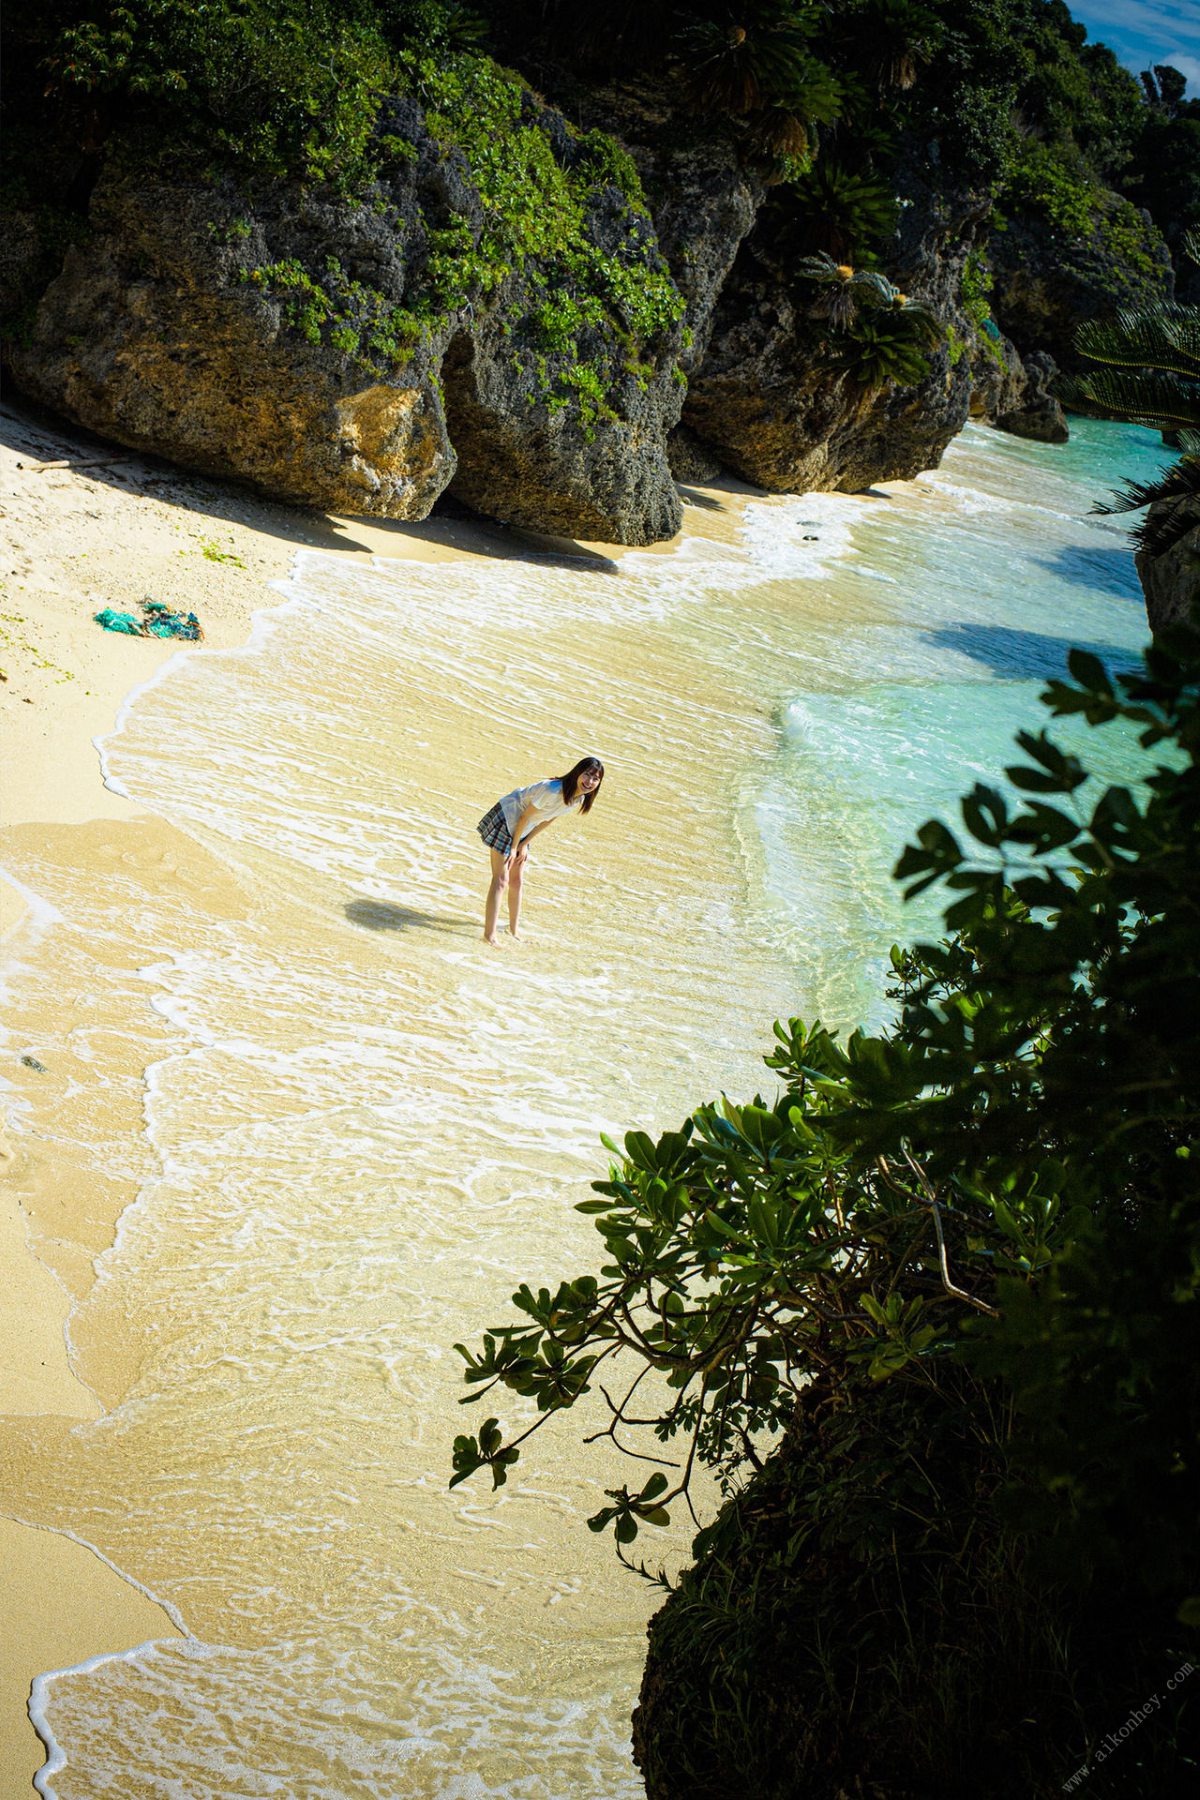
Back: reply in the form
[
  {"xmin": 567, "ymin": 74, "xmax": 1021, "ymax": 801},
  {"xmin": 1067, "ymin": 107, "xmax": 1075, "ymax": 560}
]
[{"xmin": 21, "ymin": 1053, "xmax": 48, "ymax": 1072}]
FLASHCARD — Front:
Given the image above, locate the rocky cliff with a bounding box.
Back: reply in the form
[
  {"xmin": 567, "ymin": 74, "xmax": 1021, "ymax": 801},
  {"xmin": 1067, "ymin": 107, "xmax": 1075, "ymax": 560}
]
[
  {"xmin": 681, "ymin": 154, "xmax": 990, "ymax": 492},
  {"xmin": 987, "ymin": 189, "xmax": 1173, "ymax": 370},
  {"xmin": 20, "ymin": 62, "xmax": 1003, "ymax": 542},
  {"xmin": 9, "ymin": 80, "xmax": 699, "ymax": 544},
  {"xmin": 0, "ymin": 42, "xmax": 1180, "ymax": 560},
  {"xmin": 1136, "ymin": 499, "xmax": 1200, "ymax": 634}
]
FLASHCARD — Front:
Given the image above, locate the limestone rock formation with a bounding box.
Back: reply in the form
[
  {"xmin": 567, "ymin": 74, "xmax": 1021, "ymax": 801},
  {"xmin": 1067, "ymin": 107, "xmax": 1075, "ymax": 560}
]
[
  {"xmin": 10, "ymin": 170, "xmax": 458, "ymax": 519},
  {"xmin": 441, "ymin": 306, "xmax": 681, "ymax": 542},
  {"xmin": 967, "ymin": 325, "xmax": 1026, "ymax": 423},
  {"xmin": 8, "ymin": 87, "xmax": 695, "ymax": 544},
  {"xmin": 992, "ymin": 350, "xmax": 1069, "ymax": 443},
  {"xmin": 578, "ymin": 82, "xmax": 763, "ymax": 379},
  {"xmin": 665, "ymin": 424, "xmax": 726, "ymax": 485},
  {"xmin": 5, "ymin": 56, "xmax": 1171, "ymax": 543},
  {"xmin": 439, "ymin": 80, "xmax": 765, "ymax": 540},
  {"xmin": 989, "ymin": 192, "xmax": 1172, "ymax": 369},
  {"xmin": 1136, "ymin": 499, "xmax": 1200, "ymax": 634},
  {"xmin": 681, "ymin": 157, "xmax": 990, "ymax": 494},
  {"xmin": 631, "ymin": 1369, "xmax": 1027, "ymax": 1800}
]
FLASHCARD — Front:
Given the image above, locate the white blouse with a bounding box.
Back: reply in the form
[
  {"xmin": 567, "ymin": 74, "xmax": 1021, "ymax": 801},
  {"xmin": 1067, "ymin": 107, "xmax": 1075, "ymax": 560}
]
[{"xmin": 498, "ymin": 778, "xmax": 580, "ymax": 843}]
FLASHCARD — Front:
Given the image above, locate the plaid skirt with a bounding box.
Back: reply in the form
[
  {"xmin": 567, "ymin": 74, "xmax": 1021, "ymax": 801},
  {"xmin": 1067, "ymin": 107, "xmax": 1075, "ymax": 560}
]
[{"xmin": 477, "ymin": 801, "xmax": 514, "ymax": 856}]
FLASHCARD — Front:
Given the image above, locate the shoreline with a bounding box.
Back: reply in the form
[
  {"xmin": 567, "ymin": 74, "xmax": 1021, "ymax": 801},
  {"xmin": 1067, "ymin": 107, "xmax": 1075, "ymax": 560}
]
[{"xmin": 0, "ymin": 396, "xmax": 756, "ymax": 1790}]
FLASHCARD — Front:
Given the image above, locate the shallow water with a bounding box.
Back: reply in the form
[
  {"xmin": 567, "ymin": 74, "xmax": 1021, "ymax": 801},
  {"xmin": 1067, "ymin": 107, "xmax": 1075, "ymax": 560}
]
[{"xmin": 0, "ymin": 418, "xmax": 1166, "ymax": 1797}]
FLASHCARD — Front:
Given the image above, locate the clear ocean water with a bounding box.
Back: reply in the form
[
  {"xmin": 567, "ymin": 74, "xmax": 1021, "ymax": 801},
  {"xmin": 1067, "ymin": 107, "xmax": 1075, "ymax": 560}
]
[{"xmin": 0, "ymin": 418, "xmax": 1167, "ymax": 1798}]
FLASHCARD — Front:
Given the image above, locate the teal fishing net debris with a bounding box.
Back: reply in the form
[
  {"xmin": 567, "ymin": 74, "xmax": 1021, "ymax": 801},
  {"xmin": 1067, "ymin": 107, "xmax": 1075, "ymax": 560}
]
[{"xmin": 94, "ymin": 598, "xmax": 203, "ymax": 641}]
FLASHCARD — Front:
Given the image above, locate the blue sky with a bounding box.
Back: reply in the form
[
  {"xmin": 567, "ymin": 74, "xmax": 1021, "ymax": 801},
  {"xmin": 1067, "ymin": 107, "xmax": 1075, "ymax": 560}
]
[{"xmin": 1067, "ymin": 2, "xmax": 1200, "ymax": 93}]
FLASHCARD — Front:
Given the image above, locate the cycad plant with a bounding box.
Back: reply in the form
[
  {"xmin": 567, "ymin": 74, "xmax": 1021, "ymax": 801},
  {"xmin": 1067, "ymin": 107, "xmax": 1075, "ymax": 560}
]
[
  {"xmin": 681, "ymin": 4, "xmax": 818, "ymax": 110},
  {"xmin": 852, "ymin": 0, "xmax": 945, "ymax": 93},
  {"xmin": 824, "ymin": 304, "xmax": 942, "ymax": 389},
  {"xmin": 795, "ymin": 249, "xmax": 898, "ymax": 325},
  {"xmin": 679, "ymin": 3, "xmax": 842, "ymax": 157},
  {"xmin": 797, "ymin": 250, "xmax": 942, "ymax": 388},
  {"xmin": 784, "ymin": 159, "xmax": 899, "ymax": 259},
  {"xmin": 1074, "ymin": 231, "xmax": 1200, "ymax": 555}
]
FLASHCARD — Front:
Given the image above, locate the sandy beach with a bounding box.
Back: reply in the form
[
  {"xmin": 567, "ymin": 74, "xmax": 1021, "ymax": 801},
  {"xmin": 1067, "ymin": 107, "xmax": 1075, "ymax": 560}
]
[{"xmin": 0, "ymin": 396, "xmax": 753, "ymax": 1793}]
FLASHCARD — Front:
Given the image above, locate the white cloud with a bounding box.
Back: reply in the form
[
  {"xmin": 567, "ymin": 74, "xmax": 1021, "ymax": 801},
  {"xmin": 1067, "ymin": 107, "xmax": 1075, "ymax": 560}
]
[{"xmin": 1071, "ymin": 1, "xmax": 1200, "ymax": 51}]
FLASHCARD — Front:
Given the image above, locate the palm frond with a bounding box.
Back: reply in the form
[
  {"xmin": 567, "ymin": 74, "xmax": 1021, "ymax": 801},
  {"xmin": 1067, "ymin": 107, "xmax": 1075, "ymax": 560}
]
[
  {"xmin": 1093, "ymin": 456, "xmax": 1200, "ymax": 556},
  {"xmin": 1075, "ymin": 305, "xmax": 1200, "ymax": 378},
  {"xmin": 1076, "ymin": 252, "xmax": 1200, "ymax": 561},
  {"xmin": 1073, "ymin": 368, "xmax": 1200, "ymax": 432},
  {"xmin": 1091, "ymin": 454, "xmax": 1200, "ymax": 519}
]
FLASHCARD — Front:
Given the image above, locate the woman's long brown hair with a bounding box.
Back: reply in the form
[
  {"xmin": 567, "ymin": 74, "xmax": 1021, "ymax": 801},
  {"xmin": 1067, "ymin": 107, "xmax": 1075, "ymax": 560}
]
[{"xmin": 560, "ymin": 755, "xmax": 604, "ymax": 813}]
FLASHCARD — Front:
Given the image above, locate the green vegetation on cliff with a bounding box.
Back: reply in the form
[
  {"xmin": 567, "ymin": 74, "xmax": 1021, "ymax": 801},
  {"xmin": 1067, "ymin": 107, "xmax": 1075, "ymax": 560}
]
[
  {"xmin": 474, "ymin": 1, "xmax": 1185, "ymax": 374},
  {"xmin": 450, "ymin": 633, "xmax": 1200, "ymax": 1792},
  {"xmin": 3, "ymin": 2, "xmax": 686, "ymax": 433}
]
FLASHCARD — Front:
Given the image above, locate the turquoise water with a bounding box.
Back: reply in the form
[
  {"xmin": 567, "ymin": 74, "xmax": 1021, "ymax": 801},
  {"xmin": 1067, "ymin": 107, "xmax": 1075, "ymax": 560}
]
[{"xmin": 744, "ymin": 417, "xmax": 1168, "ymax": 1028}]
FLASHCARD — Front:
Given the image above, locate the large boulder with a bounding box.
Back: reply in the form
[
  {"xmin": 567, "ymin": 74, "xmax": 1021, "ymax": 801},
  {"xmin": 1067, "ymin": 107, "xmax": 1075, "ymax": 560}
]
[
  {"xmin": 967, "ymin": 322, "xmax": 1027, "ymax": 423},
  {"xmin": 440, "ymin": 78, "xmax": 764, "ymax": 533},
  {"xmin": 10, "ymin": 170, "xmax": 456, "ymax": 518},
  {"xmin": 8, "ymin": 84, "xmax": 701, "ymax": 544},
  {"xmin": 442, "ymin": 303, "xmax": 681, "ymax": 542},
  {"xmin": 1136, "ymin": 498, "xmax": 1200, "ymax": 634},
  {"xmin": 681, "ymin": 153, "xmax": 991, "ymax": 493},
  {"xmin": 992, "ymin": 350, "xmax": 1069, "ymax": 443},
  {"xmin": 478, "ymin": 75, "xmax": 765, "ymax": 503}
]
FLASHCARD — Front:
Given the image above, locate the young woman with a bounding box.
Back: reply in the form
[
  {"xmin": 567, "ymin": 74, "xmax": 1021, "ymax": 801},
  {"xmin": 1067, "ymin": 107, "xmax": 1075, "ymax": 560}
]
[{"xmin": 477, "ymin": 755, "xmax": 604, "ymax": 944}]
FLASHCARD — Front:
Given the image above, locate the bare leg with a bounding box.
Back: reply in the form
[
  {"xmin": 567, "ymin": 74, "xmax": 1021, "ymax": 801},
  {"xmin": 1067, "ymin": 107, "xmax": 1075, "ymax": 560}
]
[
  {"xmin": 484, "ymin": 848, "xmax": 509, "ymax": 945},
  {"xmin": 508, "ymin": 844, "xmax": 528, "ymax": 938}
]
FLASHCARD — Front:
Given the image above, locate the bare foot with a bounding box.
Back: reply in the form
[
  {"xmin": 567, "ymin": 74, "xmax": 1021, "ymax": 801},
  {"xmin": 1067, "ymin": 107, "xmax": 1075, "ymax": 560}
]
[
  {"xmin": 483, "ymin": 932, "xmax": 502, "ymax": 947},
  {"xmin": 508, "ymin": 927, "xmax": 523, "ymax": 940}
]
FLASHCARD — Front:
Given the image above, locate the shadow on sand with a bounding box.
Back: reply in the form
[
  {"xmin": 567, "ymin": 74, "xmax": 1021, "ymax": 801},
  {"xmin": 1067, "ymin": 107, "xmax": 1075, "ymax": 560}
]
[
  {"xmin": 678, "ymin": 484, "xmax": 725, "ymax": 512},
  {"xmin": 0, "ymin": 396, "xmax": 625, "ymax": 572},
  {"xmin": 345, "ymin": 898, "xmax": 476, "ymax": 936}
]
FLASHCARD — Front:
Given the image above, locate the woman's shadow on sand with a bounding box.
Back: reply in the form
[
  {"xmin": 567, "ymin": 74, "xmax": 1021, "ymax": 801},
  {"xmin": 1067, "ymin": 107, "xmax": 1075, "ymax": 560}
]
[{"xmin": 345, "ymin": 898, "xmax": 475, "ymax": 936}]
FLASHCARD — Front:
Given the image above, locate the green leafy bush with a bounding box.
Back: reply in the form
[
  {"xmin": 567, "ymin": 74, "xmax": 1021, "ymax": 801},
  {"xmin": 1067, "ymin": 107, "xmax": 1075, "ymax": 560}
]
[
  {"xmin": 783, "ymin": 161, "xmax": 899, "ymax": 261},
  {"xmin": 25, "ymin": 5, "xmax": 687, "ymax": 423},
  {"xmin": 237, "ymin": 256, "xmax": 425, "ymax": 372},
  {"xmin": 36, "ymin": 0, "xmax": 396, "ymax": 189},
  {"xmin": 395, "ymin": 49, "xmax": 684, "ymax": 419},
  {"xmin": 960, "ymin": 247, "xmax": 994, "ymax": 330}
]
